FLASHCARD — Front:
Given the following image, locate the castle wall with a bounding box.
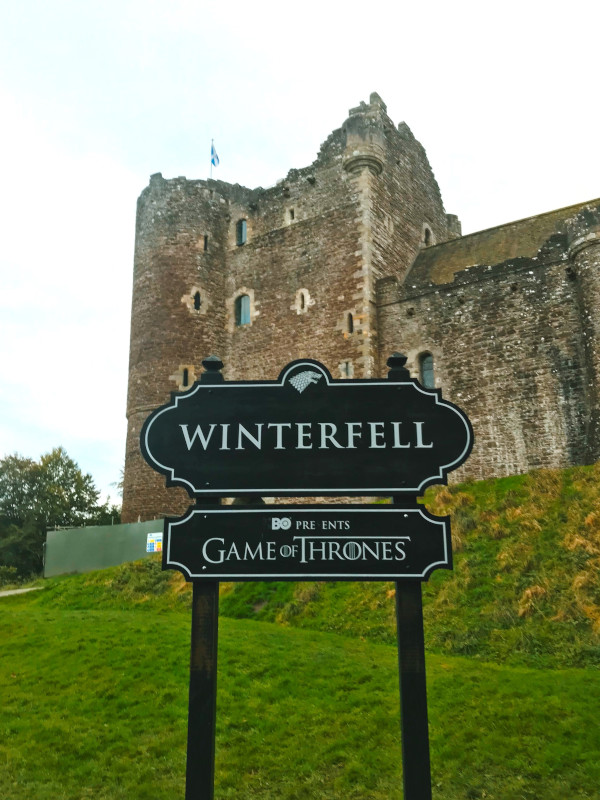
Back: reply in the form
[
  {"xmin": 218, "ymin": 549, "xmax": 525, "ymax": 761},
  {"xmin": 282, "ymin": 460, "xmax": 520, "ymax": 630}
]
[
  {"xmin": 222, "ymin": 135, "xmax": 366, "ymax": 381},
  {"xmin": 377, "ymin": 251, "xmax": 590, "ymax": 481},
  {"xmin": 567, "ymin": 207, "xmax": 600, "ymax": 458}
]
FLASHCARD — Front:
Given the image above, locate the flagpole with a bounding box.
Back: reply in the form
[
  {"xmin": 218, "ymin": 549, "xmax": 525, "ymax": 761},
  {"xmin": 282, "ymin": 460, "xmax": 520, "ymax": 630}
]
[{"xmin": 210, "ymin": 139, "xmax": 213, "ymax": 180}]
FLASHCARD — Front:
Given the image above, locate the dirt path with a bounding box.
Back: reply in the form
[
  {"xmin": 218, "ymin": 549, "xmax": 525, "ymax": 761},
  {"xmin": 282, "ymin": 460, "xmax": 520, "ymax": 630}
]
[{"xmin": 0, "ymin": 587, "xmax": 43, "ymax": 598}]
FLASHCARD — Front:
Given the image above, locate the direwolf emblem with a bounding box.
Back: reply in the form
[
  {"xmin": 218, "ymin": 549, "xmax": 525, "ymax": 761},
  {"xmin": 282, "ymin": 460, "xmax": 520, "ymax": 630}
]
[{"xmin": 289, "ymin": 370, "xmax": 322, "ymax": 394}]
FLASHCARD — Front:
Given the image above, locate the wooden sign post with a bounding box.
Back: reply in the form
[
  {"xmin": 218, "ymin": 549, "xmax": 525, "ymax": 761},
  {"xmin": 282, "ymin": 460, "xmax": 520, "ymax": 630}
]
[{"xmin": 140, "ymin": 353, "xmax": 473, "ymax": 799}]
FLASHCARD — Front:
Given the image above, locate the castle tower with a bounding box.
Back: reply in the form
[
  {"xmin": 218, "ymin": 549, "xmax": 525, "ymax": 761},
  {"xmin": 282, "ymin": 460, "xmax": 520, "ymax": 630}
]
[{"xmin": 122, "ymin": 94, "xmax": 457, "ymax": 522}]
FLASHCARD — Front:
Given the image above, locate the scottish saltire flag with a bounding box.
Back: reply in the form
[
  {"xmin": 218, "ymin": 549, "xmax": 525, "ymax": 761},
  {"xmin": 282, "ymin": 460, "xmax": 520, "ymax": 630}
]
[{"xmin": 211, "ymin": 142, "xmax": 219, "ymax": 167}]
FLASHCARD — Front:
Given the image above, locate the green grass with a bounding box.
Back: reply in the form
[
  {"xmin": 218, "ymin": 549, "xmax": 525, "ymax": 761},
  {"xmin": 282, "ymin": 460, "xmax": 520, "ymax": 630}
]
[
  {"xmin": 4, "ymin": 463, "xmax": 600, "ymax": 796},
  {"xmin": 218, "ymin": 465, "xmax": 600, "ymax": 668},
  {"xmin": 2, "ymin": 587, "xmax": 600, "ymax": 799}
]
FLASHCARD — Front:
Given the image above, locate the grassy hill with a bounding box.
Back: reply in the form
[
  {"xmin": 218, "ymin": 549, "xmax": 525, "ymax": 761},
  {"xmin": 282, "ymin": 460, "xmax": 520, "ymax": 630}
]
[
  {"xmin": 217, "ymin": 464, "xmax": 600, "ymax": 669},
  {"xmin": 35, "ymin": 463, "xmax": 600, "ymax": 670},
  {"xmin": 2, "ymin": 581, "xmax": 600, "ymax": 799}
]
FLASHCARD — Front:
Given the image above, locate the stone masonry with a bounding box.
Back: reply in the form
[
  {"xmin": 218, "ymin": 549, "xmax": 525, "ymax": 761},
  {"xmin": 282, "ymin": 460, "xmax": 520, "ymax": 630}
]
[{"xmin": 122, "ymin": 92, "xmax": 600, "ymax": 522}]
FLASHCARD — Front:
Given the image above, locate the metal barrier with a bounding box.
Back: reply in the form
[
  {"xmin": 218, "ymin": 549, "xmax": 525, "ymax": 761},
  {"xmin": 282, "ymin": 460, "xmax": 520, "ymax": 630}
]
[{"xmin": 44, "ymin": 520, "xmax": 163, "ymax": 578}]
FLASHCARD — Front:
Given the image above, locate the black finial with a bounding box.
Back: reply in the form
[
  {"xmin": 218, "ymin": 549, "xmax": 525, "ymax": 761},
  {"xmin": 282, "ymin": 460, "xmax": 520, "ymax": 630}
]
[
  {"xmin": 387, "ymin": 352, "xmax": 410, "ymax": 382},
  {"xmin": 201, "ymin": 355, "xmax": 225, "ymax": 383},
  {"xmin": 202, "ymin": 355, "xmax": 223, "ymax": 372}
]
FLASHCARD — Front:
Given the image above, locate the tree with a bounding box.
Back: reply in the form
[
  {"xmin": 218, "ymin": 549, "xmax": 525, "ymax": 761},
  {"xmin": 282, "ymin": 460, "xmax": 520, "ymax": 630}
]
[{"xmin": 0, "ymin": 447, "xmax": 120, "ymax": 579}]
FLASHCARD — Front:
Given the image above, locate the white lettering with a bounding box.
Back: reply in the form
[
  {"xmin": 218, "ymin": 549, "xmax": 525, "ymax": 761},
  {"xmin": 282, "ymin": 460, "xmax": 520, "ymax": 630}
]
[
  {"xmin": 220, "ymin": 423, "xmax": 230, "ymax": 450},
  {"xmin": 362, "ymin": 540, "xmax": 380, "ymax": 560},
  {"xmin": 296, "ymin": 422, "xmax": 312, "ymax": 449},
  {"xmin": 202, "ymin": 537, "xmax": 225, "ymax": 563},
  {"xmin": 392, "ymin": 422, "xmax": 411, "ymax": 448},
  {"xmin": 346, "ymin": 422, "xmax": 362, "ymax": 449},
  {"xmin": 226, "ymin": 541, "xmax": 241, "ymax": 560},
  {"xmin": 368, "ymin": 422, "xmax": 386, "ymax": 448},
  {"xmin": 180, "ymin": 424, "xmax": 216, "ymax": 450},
  {"xmin": 295, "ymin": 536, "xmax": 308, "ymax": 563},
  {"xmin": 267, "ymin": 422, "xmax": 292, "ymax": 449},
  {"xmin": 292, "ymin": 535, "xmax": 411, "ymax": 564},
  {"xmin": 236, "ymin": 424, "xmax": 263, "ymax": 450},
  {"xmin": 319, "ymin": 423, "xmax": 344, "ymax": 449},
  {"xmin": 342, "ymin": 541, "xmax": 363, "ymax": 560},
  {"xmin": 329, "ymin": 541, "xmax": 343, "ymax": 559},
  {"xmin": 415, "ymin": 421, "xmax": 434, "ymax": 448},
  {"xmin": 179, "ymin": 420, "xmax": 431, "ymax": 452},
  {"xmin": 243, "ymin": 541, "xmax": 264, "ymax": 560},
  {"xmin": 309, "ymin": 540, "xmax": 328, "ymax": 560},
  {"xmin": 322, "ymin": 520, "xmax": 351, "ymax": 531},
  {"xmin": 395, "ymin": 541, "xmax": 408, "ymax": 561}
]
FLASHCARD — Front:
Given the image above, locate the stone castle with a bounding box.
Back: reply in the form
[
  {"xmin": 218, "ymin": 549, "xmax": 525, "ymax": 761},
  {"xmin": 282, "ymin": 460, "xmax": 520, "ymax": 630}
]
[{"xmin": 122, "ymin": 92, "xmax": 600, "ymax": 523}]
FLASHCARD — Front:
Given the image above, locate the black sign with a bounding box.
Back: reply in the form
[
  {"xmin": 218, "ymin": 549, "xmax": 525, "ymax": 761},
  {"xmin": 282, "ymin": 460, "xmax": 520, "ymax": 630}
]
[
  {"xmin": 163, "ymin": 505, "xmax": 451, "ymax": 581},
  {"xmin": 141, "ymin": 359, "xmax": 472, "ymax": 496}
]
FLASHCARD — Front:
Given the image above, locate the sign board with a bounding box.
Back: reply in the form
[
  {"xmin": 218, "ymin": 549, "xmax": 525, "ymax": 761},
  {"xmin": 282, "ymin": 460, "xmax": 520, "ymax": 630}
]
[
  {"xmin": 141, "ymin": 359, "xmax": 472, "ymax": 497},
  {"xmin": 146, "ymin": 532, "xmax": 163, "ymax": 553},
  {"xmin": 139, "ymin": 354, "xmax": 474, "ymax": 799},
  {"xmin": 163, "ymin": 505, "xmax": 451, "ymax": 581}
]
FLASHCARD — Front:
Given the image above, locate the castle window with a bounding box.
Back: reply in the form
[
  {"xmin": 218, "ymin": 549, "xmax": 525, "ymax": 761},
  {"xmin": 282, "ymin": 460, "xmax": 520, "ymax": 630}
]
[
  {"xmin": 347, "ymin": 313, "xmax": 354, "ymax": 334},
  {"xmin": 338, "ymin": 360, "xmax": 354, "ymax": 378},
  {"xmin": 419, "ymin": 352, "xmax": 435, "ymax": 389},
  {"xmin": 203, "ymin": 235, "xmax": 209, "ymax": 251},
  {"xmin": 236, "ymin": 219, "xmax": 247, "ymax": 246},
  {"xmin": 289, "ymin": 208, "xmax": 295, "ymax": 221},
  {"xmin": 235, "ymin": 294, "xmax": 251, "ymax": 326},
  {"xmin": 170, "ymin": 363, "xmax": 197, "ymax": 390},
  {"xmin": 292, "ymin": 287, "xmax": 312, "ymax": 315},
  {"xmin": 183, "ymin": 286, "xmax": 209, "ymax": 316}
]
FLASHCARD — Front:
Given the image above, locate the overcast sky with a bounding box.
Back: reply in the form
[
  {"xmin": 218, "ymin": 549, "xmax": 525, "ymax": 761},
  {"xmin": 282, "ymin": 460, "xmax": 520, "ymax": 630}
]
[{"xmin": 0, "ymin": 0, "xmax": 598, "ymax": 501}]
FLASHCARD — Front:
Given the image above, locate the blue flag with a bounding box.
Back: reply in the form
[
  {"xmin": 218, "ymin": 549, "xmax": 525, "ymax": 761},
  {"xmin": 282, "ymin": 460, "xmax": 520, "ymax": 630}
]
[{"xmin": 211, "ymin": 143, "xmax": 219, "ymax": 167}]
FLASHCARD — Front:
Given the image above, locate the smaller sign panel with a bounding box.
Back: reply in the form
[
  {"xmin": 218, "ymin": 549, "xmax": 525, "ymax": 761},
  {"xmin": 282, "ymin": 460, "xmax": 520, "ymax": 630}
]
[
  {"xmin": 146, "ymin": 532, "xmax": 163, "ymax": 553},
  {"xmin": 163, "ymin": 506, "xmax": 451, "ymax": 582}
]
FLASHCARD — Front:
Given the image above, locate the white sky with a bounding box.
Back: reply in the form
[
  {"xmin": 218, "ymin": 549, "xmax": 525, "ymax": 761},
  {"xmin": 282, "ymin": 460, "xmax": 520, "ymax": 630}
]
[{"xmin": 0, "ymin": 0, "xmax": 598, "ymax": 501}]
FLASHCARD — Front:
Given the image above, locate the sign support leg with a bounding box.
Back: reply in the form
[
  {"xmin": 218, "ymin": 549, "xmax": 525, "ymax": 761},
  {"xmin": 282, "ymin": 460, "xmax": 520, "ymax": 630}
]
[
  {"xmin": 185, "ymin": 580, "xmax": 219, "ymax": 800},
  {"xmin": 395, "ymin": 581, "xmax": 432, "ymax": 800}
]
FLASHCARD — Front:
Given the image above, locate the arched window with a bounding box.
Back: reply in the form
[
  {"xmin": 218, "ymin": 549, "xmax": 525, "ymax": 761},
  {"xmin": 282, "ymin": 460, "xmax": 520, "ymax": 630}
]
[
  {"xmin": 182, "ymin": 368, "xmax": 189, "ymax": 387},
  {"xmin": 299, "ymin": 291, "xmax": 305, "ymax": 310},
  {"xmin": 419, "ymin": 352, "xmax": 435, "ymax": 389},
  {"xmin": 193, "ymin": 291, "xmax": 201, "ymax": 310},
  {"xmin": 424, "ymin": 227, "xmax": 432, "ymax": 246},
  {"xmin": 236, "ymin": 219, "xmax": 247, "ymax": 246},
  {"xmin": 235, "ymin": 294, "xmax": 251, "ymax": 326},
  {"xmin": 347, "ymin": 313, "xmax": 354, "ymax": 334}
]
